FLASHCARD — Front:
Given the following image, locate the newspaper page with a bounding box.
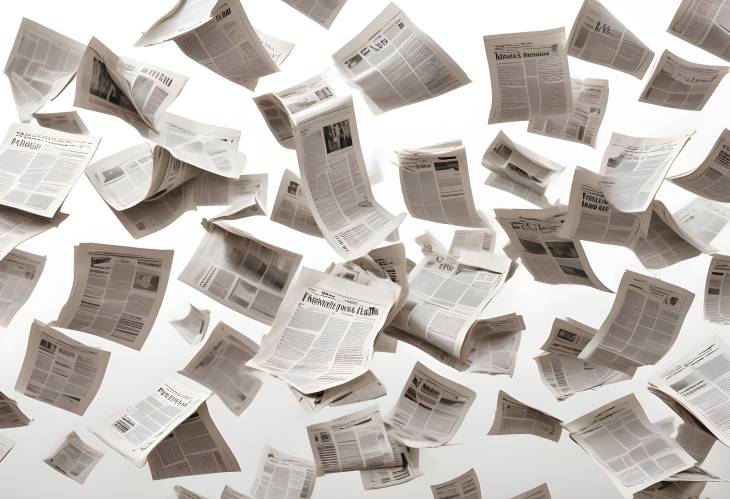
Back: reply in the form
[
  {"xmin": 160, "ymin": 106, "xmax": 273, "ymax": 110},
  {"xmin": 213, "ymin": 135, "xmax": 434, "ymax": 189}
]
[
  {"xmin": 579, "ymin": 271, "xmax": 694, "ymax": 375},
  {"xmin": 487, "ymin": 390, "xmax": 562, "ymax": 442},
  {"xmin": 250, "ymin": 445, "xmax": 316, "ymax": 499},
  {"xmin": 148, "ymin": 402, "xmax": 239, "ymax": 479},
  {"xmin": 0, "ymin": 206, "xmax": 67, "ymax": 261},
  {"xmin": 54, "ymin": 243, "xmax": 173, "ymax": 350},
  {"xmin": 567, "ymin": 0, "xmax": 654, "ymax": 78},
  {"xmin": 34, "ymin": 111, "xmax": 90, "ymax": 135},
  {"xmin": 536, "ymin": 351, "xmax": 628, "ymax": 401},
  {"xmin": 668, "ymin": 0, "xmax": 730, "ymax": 62},
  {"xmin": 176, "ymin": 485, "xmax": 210, "ymax": 499},
  {"xmin": 74, "ymin": 37, "xmax": 187, "ymax": 131},
  {"xmin": 0, "ymin": 123, "xmax": 101, "ymax": 217},
  {"xmin": 282, "ymin": 0, "xmax": 346, "ymax": 28},
  {"xmin": 495, "ymin": 206, "xmax": 611, "ymax": 291},
  {"xmin": 306, "ymin": 406, "xmax": 399, "ymax": 475},
  {"xmin": 360, "ymin": 439, "xmax": 421, "ymax": 490},
  {"xmin": 180, "ymin": 321, "xmax": 262, "ymax": 416},
  {"xmin": 669, "ymin": 128, "xmax": 730, "ymax": 201},
  {"xmin": 465, "ymin": 313, "xmax": 525, "ymax": 375},
  {"xmin": 292, "ymin": 95, "xmax": 405, "ymax": 258},
  {"xmin": 397, "ymin": 140, "xmax": 485, "ymax": 227},
  {"xmin": 485, "ymin": 27, "xmax": 572, "ymax": 124},
  {"xmin": 527, "ymin": 77, "xmax": 609, "ymax": 147},
  {"xmin": 89, "ymin": 374, "xmax": 210, "ymax": 467},
  {"xmin": 270, "ymin": 169, "xmax": 322, "ymax": 237},
  {"xmin": 704, "ymin": 253, "xmax": 730, "ymax": 323},
  {"xmin": 639, "ymin": 50, "xmax": 728, "ymax": 111},
  {"xmin": 484, "ymin": 172, "xmax": 553, "ymax": 208},
  {"xmin": 597, "ymin": 132, "xmax": 694, "ymax": 213},
  {"xmin": 560, "ymin": 167, "xmax": 652, "ymax": 247},
  {"xmin": 648, "ymin": 335, "xmax": 730, "ymax": 447},
  {"xmin": 0, "ymin": 433, "xmax": 13, "ymax": 463},
  {"xmin": 0, "ymin": 390, "xmax": 31, "ymax": 428},
  {"xmin": 221, "ymin": 486, "xmax": 252, "ymax": 499},
  {"xmin": 564, "ymin": 394, "xmax": 695, "ymax": 495},
  {"xmin": 247, "ymin": 267, "xmax": 399, "ymax": 394},
  {"xmin": 0, "ymin": 249, "xmax": 45, "ymax": 327},
  {"xmin": 170, "ymin": 304, "xmax": 210, "ymax": 345},
  {"xmin": 15, "ymin": 320, "xmax": 110, "ymax": 415},
  {"xmin": 4, "ymin": 18, "xmax": 85, "ymax": 121},
  {"xmin": 392, "ymin": 250, "xmax": 511, "ymax": 359},
  {"xmin": 386, "ymin": 361, "xmax": 476, "ymax": 448},
  {"xmin": 44, "ymin": 431, "xmax": 104, "ymax": 484},
  {"xmin": 510, "ymin": 483, "xmax": 552, "ymax": 499},
  {"xmin": 450, "ymin": 229, "xmax": 496, "ymax": 256},
  {"xmin": 179, "ymin": 219, "xmax": 302, "ymax": 325},
  {"xmin": 291, "ymin": 371, "xmax": 386, "ymax": 413},
  {"xmin": 481, "ymin": 131, "xmax": 565, "ymax": 194},
  {"xmin": 431, "ymin": 468, "xmax": 481, "ymax": 499},
  {"xmin": 634, "ymin": 481, "xmax": 706, "ymax": 499},
  {"xmin": 332, "ymin": 2, "xmax": 470, "ymax": 113},
  {"xmin": 652, "ymin": 392, "xmax": 717, "ymax": 463}
]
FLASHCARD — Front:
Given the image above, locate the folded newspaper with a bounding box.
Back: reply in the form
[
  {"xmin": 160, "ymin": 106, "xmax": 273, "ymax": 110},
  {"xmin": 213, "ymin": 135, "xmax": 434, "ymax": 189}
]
[
  {"xmin": 668, "ymin": 0, "xmax": 730, "ymax": 62},
  {"xmin": 43, "ymin": 431, "xmax": 104, "ymax": 484}
]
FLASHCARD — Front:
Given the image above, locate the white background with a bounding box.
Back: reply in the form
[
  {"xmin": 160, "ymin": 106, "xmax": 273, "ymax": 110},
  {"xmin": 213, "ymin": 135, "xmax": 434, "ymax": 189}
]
[{"xmin": 0, "ymin": 0, "xmax": 729, "ymax": 498}]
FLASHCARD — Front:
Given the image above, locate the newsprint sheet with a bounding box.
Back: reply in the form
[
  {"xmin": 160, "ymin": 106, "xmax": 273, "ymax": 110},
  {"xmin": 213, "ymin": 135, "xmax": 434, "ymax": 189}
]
[
  {"xmin": 0, "ymin": 390, "xmax": 32, "ymax": 428},
  {"xmin": 487, "ymin": 390, "xmax": 562, "ymax": 442},
  {"xmin": 250, "ymin": 445, "xmax": 316, "ymax": 499},
  {"xmin": 282, "ymin": 0, "xmax": 347, "ymax": 28},
  {"xmin": 54, "ymin": 243, "xmax": 173, "ymax": 350},
  {"xmin": 34, "ymin": 111, "xmax": 90, "ymax": 135},
  {"xmin": 669, "ymin": 128, "xmax": 730, "ymax": 202},
  {"xmin": 668, "ymin": 0, "xmax": 730, "ymax": 62},
  {"xmin": 332, "ymin": 2, "xmax": 469, "ymax": 113},
  {"xmin": 431, "ymin": 468, "xmax": 481, "ymax": 499},
  {"xmin": 270, "ymin": 169, "xmax": 322, "ymax": 237},
  {"xmin": 0, "ymin": 206, "xmax": 67, "ymax": 261},
  {"xmin": 0, "ymin": 433, "xmax": 13, "ymax": 463},
  {"xmin": 510, "ymin": 483, "xmax": 552, "ymax": 499},
  {"xmin": 0, "ymin": 249, "xmax": 45, "ymax": 327},
  {"xmin": 44, "ymin": 431, "xmax": 104, "ymax": 484},
  {"xmin": 15, "ymin": 320, "xmax": 110, "ymax": 415}
]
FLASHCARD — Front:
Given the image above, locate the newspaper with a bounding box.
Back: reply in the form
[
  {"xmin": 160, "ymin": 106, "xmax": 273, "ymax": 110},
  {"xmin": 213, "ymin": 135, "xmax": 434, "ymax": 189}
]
[
  {"xmin": 704, "ymin": 253, "xmax": 730, "ymax": 323},
  {"xmin": 567, "ymin": 0, "xmax": 654, "ymax": 78},
  {"xmin": 270, "ymin": 169, "xmax": 322, "ymax": 237},
  {"xmin": 397, "ymin": 140, "xmax": 485, "ymax": 227},
  {"xmin": 487, "ymin": 390, "xmax": 562, "ymax": 442},
  {"xmin": 668, "ymin": 0, "xmax": 730, "ymax": 62},
  {"xmin": 170, "ymin": 304, "xmax": 210, "ymax": 345},
  {"xmin": 495, "ymin": 206, "xmax": 611, "ymax": 291},
  {"xmin": 670, "ymin": 128, "xmax": 730, "ymax": 202},
  {"xmin": 332, "ymin": 2, "xmax": 470, "ymax": 113},
  {"xmin": 34, "ymin": 111, "xmax": 90, "ymax": 135},
  {"xmin": 564, "ymin": 394, "xmax": 695, "ymax": 495},
  {"xmin": 527, "ymin": 77, "xmax": 609, "ymax": 147},
  {"xmin": 0, "ymin": 206, "xmax": 67, "ymax": 261},
  {"xmin": 482, "ymin": 131, "xmax": 565, "ymax": 195},
  {"xmin": 510, "ymin": 483, "xmax": 552, "ymax": 499},
  {"xmin": 291, "ymin": 370, "xmax": 386, "ymax": 413},
  {"xmin": 0, "ymin": 123, "xmax": 101, "ymax": 217},
  {"xmin": 648, "ymin": 335, "xmax": 730, "ymax": 447},
  {"xmin": 579, "ymin": 270, "xmax": 694, "ymax": 375},
  {"xmin": 247, "ymin": 267, "xmax": 399, "ymax": 393},
  {"xmin": 180, "ymin": 219, "xmax": 302, "ymax": 325},
  {"xmin": 74, "ymin": 38, "xmax": 187, "ymax": 131},
  {"xmin": 4, "ymin": 18, "xmax": 85, "ymax": 121},
  {"xmin": 15, "ymin": 320, "xmax": 110, "ymax": 415},
  {"xmin": 466, "ymin": 313, "xmax": 525, "ymax": 375},
  {"xmin": 306, "ymin": 406, "xmax": 399, "ymax": 475},
  {"xmin": 431, "ymin": 468, "xmax": 481, "ymax": 499},
  {"xmin": 221, "ymin": 486, "xmax": 252, "ymax": 499},
  {"xmin": 634, "ymin": 481, "xmax": 706, "ymax": 499},
  {"xmin": 44, "ymin": 431, "xmax": 104, "ymax": 484},
  {"xmin": 89, "ymin": 374, "xmax": 210, "ymax": 467},
  {"xmin": 484, "ymin": 27, "xmax": 572, "ymax": 124},
  {"xmin": 176, "ymin": 485, "xmax": 210, "ymax": 499},
  {"xmin": 54, "ymin": 243, "xmax": 173, "ymax": 350},
  {"xmin": 292, "ymin": 95, "xmax": 405, "ymax": 258},
  {"xmin": 450, "ymin": 229, "xmax": 496, "ymax": 255},
  {"xmin": 484, "ymin": 172, "xmax": 553, "ymax": 208},
  {"xmin": 282, "ymin": 0, "xmax": 346, "ymax": 28},
  {"xmin": 639, "ymin": 50, "xmax": 728, "ymax": 111},
  {"xmin": 0, "ymin": 249, "xmax": 45, "ymax": 327},
  {"xmin": 597, "ymin": 132, "xmax": 694, "ymax": 213},
  {"xmin": 148, "ymin": 402, "xmax": 239, "ymax": 479},
  {"xmin": 560, "ymin": 167, "xmax": 651, "ymax": 247},
  {"xmin": 360, "ymin": 439, "xmax": 421, "ymax": 490},
  {"xmin": 387, "ymin": 361, "xmax": 476, "ymax": 447},
  {"xmin": 254, "ymin": 74, "xmax": 339, "ymax": 149},
  {"xmin": 0, "ymin": 390, "xmax": 31, "ymax": 428},
  {"xmin": 250, "ymin": 445, "xmax": 316, "ymax": 499},
  {"xmin": 0, "ymin": 433, "xmax": 12, "ymax": 463},
  {"xmin": 180, "ymin": 321, "xmax": 262, "ymax": 416}
]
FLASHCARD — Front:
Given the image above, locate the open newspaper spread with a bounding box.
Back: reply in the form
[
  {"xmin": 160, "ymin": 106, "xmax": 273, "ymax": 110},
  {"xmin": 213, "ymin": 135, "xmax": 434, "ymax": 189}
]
[
  {"xmin": 495, "ymin": 206, "xmax": 611, "ymax": 291},
  {"xmin": 4, "ymin": 18, "xmax": 85, "ymax": 121},
  {"xmin": 0, "ymin": 390, "xmax": 31, "ymax": 428},
  {"xmin": 270, "ymin": 169, "xmax": 322, "ymax": 237},
  {"xmin": 487, "ymin": 390, "xmax": 562, "ymax": 442},
  {"xmin": 292, "ymin": 95, "xmax": 405, "ymax": 258},
  {"xmin": 332, "ymin": 2, "xmax": 470, "ymax": 113},
  {"xmin": 527, "ymin": 77, "xmax": 609, "ymax": 147},
  {"xmin": 88, "ymin": 374, "xmax": 210, "ymax": 467},
  {"xmin": 484, "ymin": 28, "xmax": 572, "ymax": 124},
  {"xmin": 567, "ymin": 0, "xmax": 654, "ymax": 78},
  {"xmin": 74, "ymin": 38, "xmax": 187, "ymax": 131},
  {"xmin": 179, "ymin": 219, "xmax": 302, "ymax": 325},
  {"xmin": 668, "ymin": 0, "xmax": 730, "ymax": 62},
  {"xmin": 282, "ymin": 0, "xmax": 347, "ymax": 29},
  {"xmin": 247, "ymin": 267, "xmax": 398, "ymax": 394},
  {"xmin": 15, "ymin": 320, "xmax": 110, "ymax": 415},
  {"xmin": 397, "ymin": 140, "xmax": 485, "ymax": 227},
  {"xmin": 579, "ymin": 270, "xmax": 694, "ymax": 375},
  {"xmin": 669, "ymin": 128, "xmax": 730, "ymax": 201},
  {"xmin": 431, "ymin": 468, "xmax": 482, "ymax": 499},
  {"xmin": 43, "ymin": 431, "xmax": 104, "ymax": 484},
  {"xmin": 639, "ymin": 50, "xmax": 728, "ymax": 111},
  {"xmin": 0, "ymin": 249, "xmax": 45, "ymax": 327},
  {"xmin": 250, "ymin": 445, "xmax": 316, "ymax": 499},
  {"xmin": 0, "ymin": 123, "xmax": 100, "ymax": 217},
  {"xmin": 54, "ymin": 243, "xmax": 173, "ymax": 350},
  {"xmin": 564, "ymin": 394, "xmax": 696, "ymax": 495}
]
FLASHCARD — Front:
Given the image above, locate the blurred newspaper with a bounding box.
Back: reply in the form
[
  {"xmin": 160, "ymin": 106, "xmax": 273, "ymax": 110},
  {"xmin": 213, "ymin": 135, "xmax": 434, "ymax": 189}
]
[
  {"xmin": 0, "ymin": 390, "xmax": 31, "ymax": 428},
  {"xmin": 34, "ymin": 111, "xmax": 89, "ymax": 135},
  {"xmin": 431, "ymin": 468, "xmax": 481, "ymax": 499},
  {"xmin": 669, "ymin": 128, "xmax": 730, "ymax": 202},
  {"xmin": 510, "ymin": 483, "xmax": 552, "ymax": 499},
  {"xmin": 0, "ymin": 433, "xmax": 13, "ymax": 463},
  {"xmin": 170, "ymin": 303, "xmax": 210, "ymax": 345},
  {"xmin": 291, "ymin": 370, "xmax": 386, "ymax": 413},
  {"xmin": 282, "ymin": 0, "xmax": 347, "ymax": 28},
  {"xmin": 270, "ymin": 169, "xmax": 323, "ymax": 237},
  {"xmin": 487, "ymin": 390, "xmax": 562, "ymax": 442},
  {"xmin": 44, "ymin": 431, "xmax": 104, "ymax": 484},
  {"xmin": 250, "ymin": 445, "xmax": 316, "ymax": 499},
  {"xmin": 0, "ymin": 249, "xmax": 45, "ymax": 327},
  {"xmin": 360, "ymin": 439, "xmax": 421, "ymax": 490},
  {"xmin": 668, "ymin": 0, "xmax": 730, "ymax": 62}
]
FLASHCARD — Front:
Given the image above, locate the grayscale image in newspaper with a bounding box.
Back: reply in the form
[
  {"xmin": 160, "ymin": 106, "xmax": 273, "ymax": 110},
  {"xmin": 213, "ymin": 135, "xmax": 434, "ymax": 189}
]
[
  {"xmin": 0, "ymin": 249, "xmax": 45, "ymax": 327},
  {"xmin": 44, "ymin": 431, "xmax": 104, "ymax": 484},
  {"xmin": 487, "ymin": 390, "xmax": 562, "ymax": 442},
  {"xmin": 431, "ymin": 468, "xmax": 481, "ymax": 499},
  {"xmin": 668, "ymin": 0, "xmax": 730, "ymax": 62},
  {"xmin": 669, "ymin": 128, "xmax": 730, "ymax": 202},
  {"xmin": 250, "ymin": 445, "xmax": 316, "ymax": 499}
]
